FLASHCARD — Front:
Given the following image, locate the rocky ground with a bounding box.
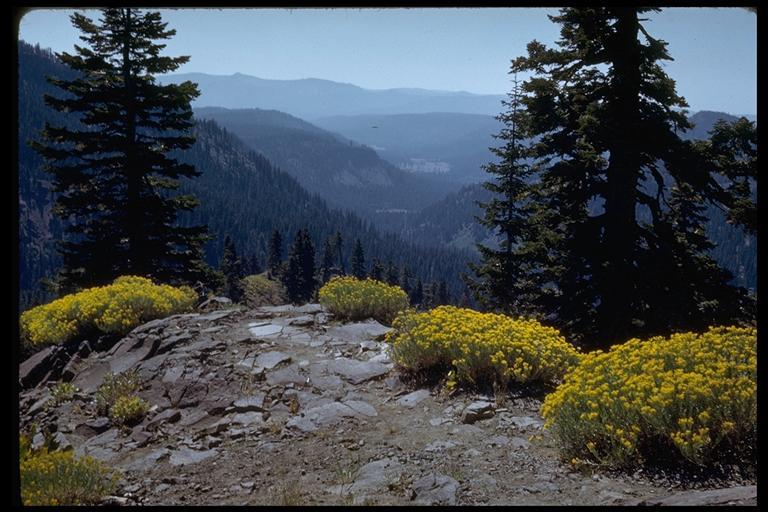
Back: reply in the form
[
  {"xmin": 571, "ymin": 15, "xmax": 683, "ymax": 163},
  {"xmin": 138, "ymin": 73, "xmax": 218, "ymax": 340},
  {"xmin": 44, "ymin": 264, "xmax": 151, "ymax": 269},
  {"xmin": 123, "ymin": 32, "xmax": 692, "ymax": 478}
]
[{"xmin": 18, "ymin": 304, "xmax": 757, "ymax": 506}]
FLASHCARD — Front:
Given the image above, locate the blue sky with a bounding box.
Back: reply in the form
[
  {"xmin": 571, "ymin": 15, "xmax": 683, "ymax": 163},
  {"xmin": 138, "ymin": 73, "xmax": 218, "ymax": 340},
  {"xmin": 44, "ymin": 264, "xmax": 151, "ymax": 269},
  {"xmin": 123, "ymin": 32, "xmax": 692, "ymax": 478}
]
[{"xmin": 18, "ymin": 7, "xmax": 757, "ymax": 115}]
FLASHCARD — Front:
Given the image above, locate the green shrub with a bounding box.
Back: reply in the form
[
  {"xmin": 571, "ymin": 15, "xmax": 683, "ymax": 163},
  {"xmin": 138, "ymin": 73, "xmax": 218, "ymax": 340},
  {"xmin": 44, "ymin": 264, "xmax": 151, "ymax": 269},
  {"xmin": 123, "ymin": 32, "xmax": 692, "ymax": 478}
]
[
  {"xmin": 109, "ymin": 395, "xmax": 150, "ymax": 426},
  {"xmin": 50, "ymin": 382, "xmax": 78, "ymax": 406},
  {"xmin": 542, "ymin": 326, "xmax": 756, "ymax": 468},
  {"xmin": 319, "ymin": 276, "xmax": 409, "ymax": 325},
  {"xmin": 242, "ymin": 273, "xmax": 288, "ymax": 307},
  {"xmin": 95, "ymin": 370, "xmax": 142, "ymax": 416},
  {"xmin": 20, "ymin": 434, "xmax": 116, "ymax": 505},
  {"xmin": 386, "ymin": 306, "xmax": 581, "ymax": 389},
  {"xmin": 20, "ymin": 275, "xmax": 197, "ymax": 349}
]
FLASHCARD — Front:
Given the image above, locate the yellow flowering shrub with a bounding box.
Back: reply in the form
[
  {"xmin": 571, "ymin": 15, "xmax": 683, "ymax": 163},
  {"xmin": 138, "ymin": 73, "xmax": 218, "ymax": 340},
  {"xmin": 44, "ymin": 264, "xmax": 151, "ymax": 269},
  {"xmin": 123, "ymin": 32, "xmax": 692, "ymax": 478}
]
[
  {"xmin": 386, "ymin": 306, "xmax": 582, "ymax": 388},
  {"xmin": 20, "ymin": 434, "xmax": 116, "ymax": 505},
  {"xmin": 542, "ymin": 326, "xmax": 756, "ymax": 468},
  {"xmin": 109, "ymin": 395, "xmax": 150, "ymax": 426},
  {"xmin": 319, "ymin": 276, "xmax": 409, "ymax": 325},
  {"xmin": 20, "ymin": 275, "xmax": 197, "ymax": 349},
  {"xmin": 95, "ymin": 370, "xmax": 142, "ymax": 416}
]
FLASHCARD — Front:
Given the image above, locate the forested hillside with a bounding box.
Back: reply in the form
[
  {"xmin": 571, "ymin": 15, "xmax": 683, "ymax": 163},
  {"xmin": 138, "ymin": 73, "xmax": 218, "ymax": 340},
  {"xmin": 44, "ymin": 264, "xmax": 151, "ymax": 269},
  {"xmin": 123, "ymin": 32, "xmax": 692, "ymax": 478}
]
[
  {"xmin": 16, "ymin": 41, "xmax": 475, "ymax": 309},
  {"xmin": 192, "ymin": 107, "xmax": 458, "ymax": 222}
]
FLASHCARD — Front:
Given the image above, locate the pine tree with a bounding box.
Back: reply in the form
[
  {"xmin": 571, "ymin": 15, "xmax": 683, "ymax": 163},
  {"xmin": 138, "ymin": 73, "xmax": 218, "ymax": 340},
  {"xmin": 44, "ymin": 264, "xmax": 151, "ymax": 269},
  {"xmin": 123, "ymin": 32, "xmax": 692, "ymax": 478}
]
[
  {"xmin": 508, "ymin": 7, "xmax": 754, "ymax": 347},
  {"xmin": 411, "ymin": 278, "xmax": 424, "ymax": 307},
  {"xmin": 32, "ymin": 8, "xmax": 208, "ymax": 291},
  {"xmin": 267, "ymin": 229, "xmax": 283, "ymax": 278},
  {"xmin": 385, "ymin": 261, "xmax": 399, "ymax": 286},
  {"xmin": 320, "ymin": 236, "xmax": 336, "ymax": 283},
  {"xmin": 282, "ymin": 228, "xmax": 317, "ymax": 303},
  {"xmin": 351, "ymin": 239, "xmax": 366, "ymax": 279},
  {"xmin": 219, "ymin": 235, "xmax": 244, "ymax": 302},
  {"xmin": 437, "ymin": 280, "xmax": 450, "ymax": 306},
  {"xmin": 333, "ymin": 230, "xmax": 345, "ymax": 275},
  {"xmin": 399, "ymin": 265, "xmax": 413, "ymax": 296},
  {"xmin": 247, "ymin": 253, "xmax": 261, "ymax": 275},
  {"xmin": 369, "ymin": 259, "xmax": 385, "ymax": 282},
  {"xmin": 466, "ymin": 73, "xmax": 537, "ymax": 316}
]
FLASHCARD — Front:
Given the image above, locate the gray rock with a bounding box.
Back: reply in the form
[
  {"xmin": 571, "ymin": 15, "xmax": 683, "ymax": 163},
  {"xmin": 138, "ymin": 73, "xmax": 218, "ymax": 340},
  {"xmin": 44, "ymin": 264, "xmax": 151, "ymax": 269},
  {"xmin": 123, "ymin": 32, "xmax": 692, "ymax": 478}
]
[
  {"xmin": 109, "ymin": 337, "xmax": 161, "ymax": 374},
  {"xmin": 461, "ymin": 401, "xmax": 495, "ymax": 424},
  {"xmin": 295, "ymin": 303, "xmax": 325, "ymax": 314},
  {"xmin": 266, "ymin": 366, "xmax": 308, "ymax": 387},
  {"xmin": 327, "ymin": 357, "xmax": 390, "ymax": 384},
  {"xmin": 75, "ymin": 417, "xmax": 111, "ymax": 437},
  {"xmin": 411, "ymin": 472, "xmax": 459, "ymax": 505},
  {"xmin": 325, "ymin": 320, "xmax": 392, "ymax": 342},
  {"xmin": 254, "ymin": 351, "xmax": 291, "ymax": 369},
  {"xmin": 233, "ymin": 393, "xmax": 267, "ymax": 412},
  {"xmin": 309, "ymin": 374, "xmax": 344, "ymax": 391},
  {"xmin": 341, "ymin": 458, "xmax": 404, "ymax": 495},
  {"xmin": 71, "ymin": 360, "xmax": 113, "ymax": 393},
  {"xmin": 486, "ymin": 435, "xmax": 510, "ymax": 447},
  {"xmin": 229, "ymin": 411, "xmax": 267, "ymax": 429},
  {"xmin": 429, "ymin": 417, "xmax": 453, "ymax": 427},
  {"xmin": 248, "ymin": 323, "xmax": 283, "ymax": 338},
  {"xmin": 125, "ymin": 448, "xmax": 170, "ymax": 471},
  {"xmin": 146, "ymin": 408, "xmax": 181, "ymax": 430},
  {"xmin": 510, "ymin": 436, "xmax": 532, "ymax": 450},
  {"xmin": 384, "ymin": 375, "xmax": 406, "ymax": 393},
  {"xmin": 169, "ymin": 447, "xmax": 219, "ymax": 466},
  {"xmin": 425, "ymin": 440, "xmax": 460, "ymax": 452},
  {"xmin": 285, "ymin": 401, "xmax": 367, "ymax": 432},
  {"xmin": 130, "ymin": 427, "xmax": 153, "ymax": 448},
  {"xmin": 498, "ymin": 414, "xmax": 544, "ymax": 430},
  {"xmin": 396, "ymin": 389, "xmax": 431, "ymax": 408},
  {"xmin": 343, "ymin": 400, "xmax": 378, "ymax": 417},
  {"xmin": 156, "ymin": 332, "xmax": 194, "ymax": 355},
  {"xmin": 194, "ymin": 309, "xmax": 235, "ymax": 324},
  {"xmin": 634, "ymin": 486, "xmax": 757, "ymax": 506},
  {"xmin": 289, "ymin": 315, "xmax": 315, "ymax": 327},
  {"xmin": 19, "ymin": 345, "xmax": 58, "ymax": 389}
]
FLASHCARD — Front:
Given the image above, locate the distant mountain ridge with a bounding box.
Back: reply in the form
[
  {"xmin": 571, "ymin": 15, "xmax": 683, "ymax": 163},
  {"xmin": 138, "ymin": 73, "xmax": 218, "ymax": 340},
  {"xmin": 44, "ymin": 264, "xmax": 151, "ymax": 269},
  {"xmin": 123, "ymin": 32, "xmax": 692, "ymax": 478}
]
[
  {"xmin": 158, "ymin": 72, "xmax": 505, "ymax": 119},
  {"xmin": 192, "ymin": 107, "xmax": 459, "ymax": 222}
]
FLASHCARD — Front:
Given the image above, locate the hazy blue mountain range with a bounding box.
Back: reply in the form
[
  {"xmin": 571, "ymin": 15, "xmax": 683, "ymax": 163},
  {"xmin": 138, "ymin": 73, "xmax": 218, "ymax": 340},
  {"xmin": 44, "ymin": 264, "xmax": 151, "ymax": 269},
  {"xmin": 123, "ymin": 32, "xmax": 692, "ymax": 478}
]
[
  {"xmin": 16, "ymin": 41, "xmax": 476, "ymax": 308},
  {"xmin": 314, "ymin": 112, "xmax": 504, "ymax": 184},
  {"xmin": 157, "ymin": 72, "xmax": 505, "ymax": 119},
  {"xmin": 192, "ymin": 107, "xmax": 460, "ymax": 222}
]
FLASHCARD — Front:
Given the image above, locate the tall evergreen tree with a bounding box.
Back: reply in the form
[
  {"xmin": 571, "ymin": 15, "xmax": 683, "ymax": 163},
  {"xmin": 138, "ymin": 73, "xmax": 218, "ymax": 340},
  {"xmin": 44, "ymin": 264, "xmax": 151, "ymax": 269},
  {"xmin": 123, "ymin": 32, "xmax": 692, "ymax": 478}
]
[
  {"xmin": 351, "ymin": 239, "xmax": 366, "ymax": 279},
  {"xmin": 437, "ymin": 280, "xmax": 450, "ymax": 306},
  {"xmin": 507, "ymin": 7, "xmax": 753, "ymax": 347},
  {"xmin": 32, "ymin": 8, "xmax": 208, "ymax": 291},
  {"xmin": 333, "ymin": 230, "xmax": 345, "ymax": 275},
  {"xmin": 411, "ymin": 278, "xmax": 424, "ymax": 307},
  {"xmin": 385, "ymin": 261, "xmax": 399, "ymax": 286},
  {"xmin": 219, "ymin": 235, "xmax": 244, "ymax": 302},
  {"xmin": 466, "ymin": 73, "xmax": 537, "ymax": 316},
  {"xmin": 369, "ymin": 259, "xmax": 385, "ymax": 282},
  {"xmin": 320, "ymin": 236, "xmax": 336, "ymax": 283},
  {"xmin": 282, "ymin": 228, "xmax": 317, "ymax": 303},
  {"xmin": 267, "ymin": 229, "xmax": 283, "ymax": 278},
  {"xmin": 247, "ymin": 253, "xmax": 261, "ymax": 275},
  {"xmin": 399, "ymin": 265, "xmax": 413, "ymax": 296}
]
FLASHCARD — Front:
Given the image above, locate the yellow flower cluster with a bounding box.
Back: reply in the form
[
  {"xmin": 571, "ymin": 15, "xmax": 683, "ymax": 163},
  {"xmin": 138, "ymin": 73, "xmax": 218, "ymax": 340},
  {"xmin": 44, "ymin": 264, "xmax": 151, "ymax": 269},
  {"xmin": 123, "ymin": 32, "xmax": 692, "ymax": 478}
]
[
  {"xmin": 541, "ymin": 326, "xmax": 756, "ymax": 467},
  {"xmin": 318, "ymin": 276, "xmax": 409, "ymax": 325},
  {"xmin": 20, "ymin": 435, "xmax": 116, "ymax": 506},
  {"xmin": 109, "ymin": 395, "xmax": 150, "ymax": 426},
  {"xmin": 20, "ymin": 275, "xmax": 197, "ymax": 349},
  {"xmin": 385, "ymin": 306, "xmax": 582, "ymax": 388}
]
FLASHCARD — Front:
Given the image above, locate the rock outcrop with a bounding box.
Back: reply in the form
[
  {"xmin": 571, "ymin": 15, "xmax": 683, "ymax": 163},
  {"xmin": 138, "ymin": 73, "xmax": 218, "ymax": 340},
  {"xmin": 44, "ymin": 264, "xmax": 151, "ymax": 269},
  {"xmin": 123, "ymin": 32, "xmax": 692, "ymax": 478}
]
[{"xmin": 18, "ymin": 304, "xmax": 756, "ymax": 506}]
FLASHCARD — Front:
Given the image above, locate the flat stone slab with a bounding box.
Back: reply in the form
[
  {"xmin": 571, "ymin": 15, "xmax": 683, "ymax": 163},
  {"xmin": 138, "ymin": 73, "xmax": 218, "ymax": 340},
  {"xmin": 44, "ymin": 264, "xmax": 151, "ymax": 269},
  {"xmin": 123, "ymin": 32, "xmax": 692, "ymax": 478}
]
[
  {"xmin": 266, "ymin": 366, "xmax": 308, "ymax": 387},
  {"xmin": 338, "ymin": 458, "xmax": 404, "ymax": 495},
  {"xmin": 633, "ymin": 486, "xmax": 757, "ymax": 506},
  {"xmin": 327, "ymin": 358, "xmax": 390, "ymax": 384},
  {"xmin": 254, "ymin": 351, "xmax": 291, "ymax": 369},
  {"xmin": 396, "ymin": 389, "xmax": 431, "ymax": 408},
  {"xmin": 412, "ymin": 472, "xmax": 459, "ymax": 505},
  {"xmin": 324, "ymin": 320, "xmax": 392, "ymax": 342},
  {"xmin": 248, "ymin": 324, "xmax": 283, "ymax": 338},
  {"xmin": 233, "ymin": 393, "xmax": 267, "ymax": 412},
  {"xmin": 498, "ymin": 414, "xmax": 544, "ymax": 430},
  {"xmin": 169, "ymin": 447, "xmax": 219, "ymax": 466},
  {"xmin": 285, "ymin": 401, "xmax": 374, "ymax": 433}
]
